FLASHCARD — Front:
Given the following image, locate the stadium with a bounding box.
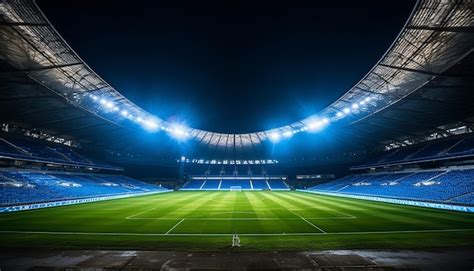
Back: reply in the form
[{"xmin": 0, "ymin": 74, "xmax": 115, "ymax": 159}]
[{"xmin": 0, "ymin": 0, "xmax": 473, "ymax": 269}]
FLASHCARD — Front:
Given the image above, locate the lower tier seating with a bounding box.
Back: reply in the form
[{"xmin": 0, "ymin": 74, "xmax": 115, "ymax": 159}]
[
  {"xmin": 181, "ymin": 178, "xmax": 288, "ymax": 190},
  {"xmin": 0, "ymin": 170, "xmax": 167, "ymax": 206},
  {"xmin": 307, "ymin": 168, "xmax": 474, "ymax": 205}
]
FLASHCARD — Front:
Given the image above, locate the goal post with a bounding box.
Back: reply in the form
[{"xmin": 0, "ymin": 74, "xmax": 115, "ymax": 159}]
[{"xmin": 229, "ymin": 186, "xmax": 242, "ymax": 191}]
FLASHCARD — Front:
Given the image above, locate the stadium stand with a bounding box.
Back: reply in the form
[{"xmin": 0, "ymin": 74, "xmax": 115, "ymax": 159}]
[
  {"xmin": 201, "ymin": 180, "xmax": 221, "ymax": 190},
  {"xmin": 251, "ymin": 179, "xmax": 270, "ymax": 190},
  {"xmin": 219, "ymin": 179, "xmax": 252, "ymax": 190},
  {"xmin": 181, "ymin": 177, "xmax": 289, "ymax": 190},
  {"xmin": 0, "ymin": 136, "xmax": 118, "ymax": 170},
  {"xmin": 0, "ymin": 170, "xmax": 166, "ymax": 206},
  {"xmin": 267, "ymin": 180, "xmax": 290, "ymax": 190},
  {"xmin": 307, "ymin": 168, "xmax": 474, "ymax": 205},
  {"xmin": 180, "ymin": 179, "xmax": 205, "ymax": 190},
  {"xmin": 355, "ymin": 134, "xmax": 474, "ymax": 169}
]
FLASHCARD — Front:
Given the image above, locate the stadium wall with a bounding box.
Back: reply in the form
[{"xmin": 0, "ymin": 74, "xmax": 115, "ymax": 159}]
[
  {"xmin": 0, "ymin": 190, "xmax": 171, "ymax": 213},
  {"xmin": 298, "ymin": 190, "xmax": 474, "ymax": 213}
]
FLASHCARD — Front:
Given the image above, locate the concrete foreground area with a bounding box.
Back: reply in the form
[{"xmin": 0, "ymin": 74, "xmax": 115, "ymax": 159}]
[{"xmin": 0, "ymin": 248, "xmax": 473, "ymax": 270}]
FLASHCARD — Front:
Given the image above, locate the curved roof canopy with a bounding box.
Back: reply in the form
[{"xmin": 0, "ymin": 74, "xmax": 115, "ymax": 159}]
[{"xmin": 0, "ymin": 0, "xmax": 473, "ymax": 163}]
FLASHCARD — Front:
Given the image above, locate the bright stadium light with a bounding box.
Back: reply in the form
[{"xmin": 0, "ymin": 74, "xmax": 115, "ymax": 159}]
[
  {"xmin": 282, "ymin": 130, "xmax": 293, "ymax": 138},
  {"xmin": 90, "ymin": 94, "xmax": 98, "ymax": 100},
  {"xmin": 308, "ymin": 120, "xmax": 322, "ymax": 130},
  {"xmin": 343, "ymin": 107, "xmax": 351, "ymax": 114},
  {"xmin": 365, "ymin": 97, "xmax": 371, "ymax": 102},
  {"xmin": 99, "ymin": 99, "xmax": 107, "ymax": 105},
  {"xmin": 269, "ymin": 131, "xmax": 281, "ymax": 143},
  {"xmin": 351, "ymin": 103, "xmax": 359, "ymax": 109},
  {"xmin": 105, "ymin": 101, "xmax": 114, "ymax": 109},
  {"xmin": 359, "ymin": 100, "xmax": 366, "ymax": 105},
  {"xmin": 170, "ymin": 124, "xmax": 190, "ymax": 139},
  {"xmin": 121, "ymin": 110, "xmax": 128, "ymax": 117},
  {"xmin": 143, "ymin": 119, "xmax": 159, "ymax": 131},
  {"xmin": 336, "ymin": 111, "xmax": 344, "ymax": 117},
  {"xmin": 307, "ymin": 118, "xmax": 328, "ymax": 132}
]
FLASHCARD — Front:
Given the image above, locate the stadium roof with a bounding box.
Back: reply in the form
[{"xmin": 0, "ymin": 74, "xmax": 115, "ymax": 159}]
[{"xmin": 0, "ymin": 0, "xmax": 473, "ymax": 163}]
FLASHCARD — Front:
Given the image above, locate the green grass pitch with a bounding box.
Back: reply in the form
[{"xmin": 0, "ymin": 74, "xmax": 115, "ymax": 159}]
[{"xmin": 0, "ymin": 191, "xmax": 473, "ymax": 251}]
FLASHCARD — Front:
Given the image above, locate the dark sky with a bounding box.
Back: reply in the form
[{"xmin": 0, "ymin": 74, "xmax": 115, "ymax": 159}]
[{"xmin": 37, "ymin": 0, "xmax": 415, "ymax": 133}]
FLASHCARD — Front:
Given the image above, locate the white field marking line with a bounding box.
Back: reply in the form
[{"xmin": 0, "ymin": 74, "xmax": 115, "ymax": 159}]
[
  {"xmin": 210, "ymin": 211, "xmax": 256, "ymax": 215},
  {"xmin": 126, "ymin": 217, "xmax": 356, "ymax": 220},
  {"xmin": 331, "ymin": 209, "xmax": 358, "ymax": 219},
  {"xmin": 165, "ymin": 218, "xmax": 185, "ymax": 235},
  {"xmin": 125, "ymin": 206, "xmax": 161, "ymax": 219},
  {"xmin": 288, "ymin": 209, "xmax": 326, "ymax": 234},
  {"xmin": 287, "ymin": 208, "xmax": 357, "ymax": 219},
  {"xmin": 1, "ymin": 228, "xmax": 473, "ymax": 237}
]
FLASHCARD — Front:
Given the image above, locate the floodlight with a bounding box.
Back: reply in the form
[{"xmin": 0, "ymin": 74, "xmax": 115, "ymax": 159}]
[
  {"xmin": 170, "ymin": 124, "xmax": 190, "ymax": 139},
  {"xmin": 105, "ymin": 101, "xmax": 114, "ymax": 109},
  {"xmin": 90, "ymin": 94, "xmax": 98, "ymax": 100},
  {"xmin": 351, "ymin": 103, "xmax": 359, "ymax": 109},
  {"xmin": 282, "ymin": 130, "xmax": 293, "ymax": 138},
  {"xmin": 269, "ymin": 131, "xmax": 281, "ymax": 142},
  {"xmin": 307, "ymin": 118, "xmax": 328, "ymax": 132},
  {"xmin": 143, "ymin": 119, "xmax": 158, "ymax": 130},
  {"xmin": 336, "ymin": 111, "xmax": 343, "ymax": 117},
  {"xmin": 364, "ymin": 97, "xmax": 371, "ymax": 102},
  {"xmin": 343, "ymin": 107, "xmax": 351, "ymax": 114},
  {"xmin": 308, "ymin": 120, "xmax": 323, "ymax": 130},
  {"xmin": 121, "ymin": 110, "xmax": 128, "ymax": 117}
]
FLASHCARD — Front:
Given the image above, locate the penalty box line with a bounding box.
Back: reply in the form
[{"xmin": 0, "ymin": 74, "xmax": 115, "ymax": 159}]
[
  {"xmin": 165, "ymin": 218, "xmax": 185, "ymax": 235},
  {"xmin": 288, "ymin": 209, "xmax": 326, "ymax": 234}
]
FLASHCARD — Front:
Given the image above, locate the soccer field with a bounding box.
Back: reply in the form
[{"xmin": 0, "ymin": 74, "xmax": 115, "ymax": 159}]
[{"xmin": 0, "ymin": 191, "xmax": 473, "ymax": 251}]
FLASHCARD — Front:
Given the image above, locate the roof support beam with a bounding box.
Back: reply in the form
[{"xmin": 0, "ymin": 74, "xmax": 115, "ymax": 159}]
[
  {"xmin": 1, "ymin": 62, "xmax": 83, "ymax": 73},
  {"xmin": 379, "ymin": 63, "xmax": 471, "ymax": 78},
  {"xmin": 407, "ymin": 25, "xmax": 474, "ymax": 33},
  {"xmin": 0, "ymin": 21, "xmax": 48, "ymax": 27}
]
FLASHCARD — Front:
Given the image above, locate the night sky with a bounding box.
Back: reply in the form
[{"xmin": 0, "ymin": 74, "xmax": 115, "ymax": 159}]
[{"xmin": 37, "ymin": 0, "xmax": 415, "ymax": 133}]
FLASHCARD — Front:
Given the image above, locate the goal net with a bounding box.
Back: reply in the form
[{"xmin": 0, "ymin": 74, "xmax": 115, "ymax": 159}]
[{"xmin": 229, "ymin": 186, "xmax": 242, "ymax": 191}]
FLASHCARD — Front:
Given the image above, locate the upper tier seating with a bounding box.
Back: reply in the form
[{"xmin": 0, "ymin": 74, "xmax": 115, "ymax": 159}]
[
  {"xmin": 307, "ymin": 169, "xmax": 474, "ymax": 205},
  {"xmin": 0, "ymin": 170, "xmax": 166, "ymax": 206},
  {"xmin": 356, "ymin": 134, "xmax": 474, "ymax": 169},
  {"xmin": 0, "ymin": 137, "xmax": 116, "ymax": 169}
]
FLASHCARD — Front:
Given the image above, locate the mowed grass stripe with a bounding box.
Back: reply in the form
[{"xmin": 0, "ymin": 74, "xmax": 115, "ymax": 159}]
[
  {"xmin": 292, "ymin": 192, "xmax": 455, "ymax": 231},
  {"xmin": 259, "ymin": 192, "xmax": 326, "ymax": 233},
  {"xmin": 294, "ymin": 192, "xmax": 474, "ymax": 231},
  {"xmin": 1, "ymin": 191, "xmax": 473, "ymax": 247},
  {"xmin": 299, "ymin": 192, "xmax": 474, "ymax": 225},
  {"xmin": 241, "ymin": 192, "xmax": 264, "ymax": 233},
  {"xmin": 166, "ymin": 192, "xmax": 237, "ymax": 234}
]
